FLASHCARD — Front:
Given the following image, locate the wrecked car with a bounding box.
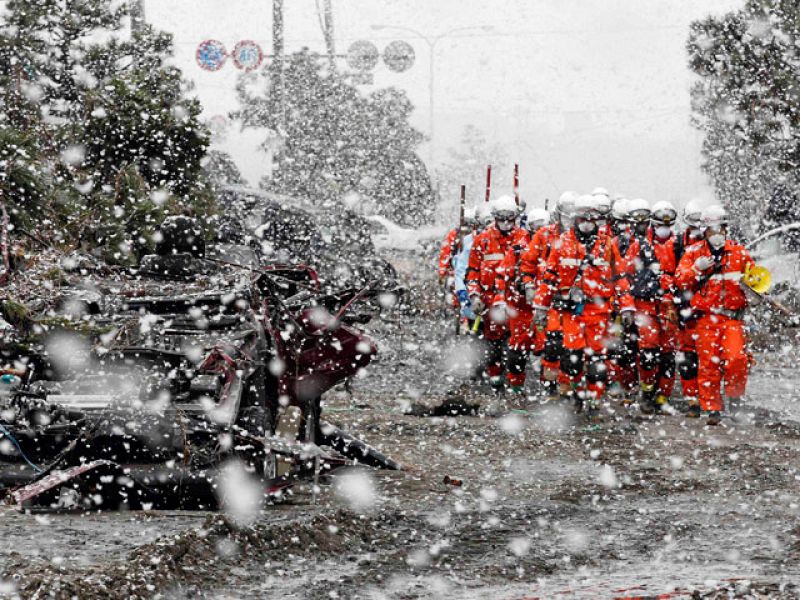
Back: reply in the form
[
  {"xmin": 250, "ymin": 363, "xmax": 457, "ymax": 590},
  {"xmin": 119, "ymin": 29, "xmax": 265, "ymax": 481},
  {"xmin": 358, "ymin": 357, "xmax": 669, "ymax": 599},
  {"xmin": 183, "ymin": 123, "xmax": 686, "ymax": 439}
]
[{"xmin": 0, "ymin": 218, "xmax": 401, "ymax": 511}]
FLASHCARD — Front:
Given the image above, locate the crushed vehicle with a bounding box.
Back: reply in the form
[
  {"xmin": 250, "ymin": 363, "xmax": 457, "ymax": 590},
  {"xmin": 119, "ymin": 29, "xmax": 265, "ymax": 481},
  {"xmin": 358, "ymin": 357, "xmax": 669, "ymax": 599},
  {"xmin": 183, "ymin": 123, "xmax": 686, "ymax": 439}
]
[
  {"xmin": 216, "ymin": 185, "xmax": 399, "ymax": 292},
  {"xmin": 0, "ymin": 217, "xmax": 402, "ymax": 511}
]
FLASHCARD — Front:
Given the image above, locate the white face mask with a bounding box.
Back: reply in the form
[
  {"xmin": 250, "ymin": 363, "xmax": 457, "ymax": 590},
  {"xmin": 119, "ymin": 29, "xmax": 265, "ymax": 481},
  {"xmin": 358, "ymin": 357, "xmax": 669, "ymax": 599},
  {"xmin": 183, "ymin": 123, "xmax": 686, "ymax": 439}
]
[
  {"xmin": 496, "ymin": 219, "xmax": 515, "ymax": 232},
  {"xmin": 689, "ymin": 228, "xmax": 703, "ymax": 240},
  {"xmin": 655, "ymin": 226, "xmax": 672, "ymax": 239},
  {"xmin": 577, "ymin": 221, "xmax": 596, "ymax": 234},
  {"xmin": 707, "ymin": 233, "xmax": 725, "ymax": 249}
]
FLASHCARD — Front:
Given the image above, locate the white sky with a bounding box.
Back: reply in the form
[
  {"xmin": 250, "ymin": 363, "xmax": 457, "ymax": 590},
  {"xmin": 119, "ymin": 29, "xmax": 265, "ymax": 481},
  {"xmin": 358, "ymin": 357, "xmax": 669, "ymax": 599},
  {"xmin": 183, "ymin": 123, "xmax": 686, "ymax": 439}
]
[{"xmin": 148, "ymin": 0, "xmax": 742, "ymax": 211}]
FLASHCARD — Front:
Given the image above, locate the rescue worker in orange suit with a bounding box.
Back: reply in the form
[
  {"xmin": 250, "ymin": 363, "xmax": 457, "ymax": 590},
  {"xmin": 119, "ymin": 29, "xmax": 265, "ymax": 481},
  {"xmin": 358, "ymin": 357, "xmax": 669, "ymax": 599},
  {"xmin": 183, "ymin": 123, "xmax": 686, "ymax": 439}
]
[
  {"xmin": 674, "ymin": 199, "xmax": 706, "ymax": 416},
  {"xmin": 467, "ymin": 195, "xmax": 529, "ymax": 390},
  {"xmin": 494, "ymin": 207, "xmax": 550, "ymax": 394},
  {"xmin": 607, "ymin": 198, "xmax": 640, "ymax": 404},
  {"xmin": 520, "ymin": 191, "xmax": 578, "ymax": 400},
  {"xmin": 675, "ymin": 204, "xmax": 754, "ymax": 426},
  {"xmin": 612, "ymin": 198, "xmax": 672, "ymax": 413},
  {"xmin": 532, "ymin": 195, "xmax": 635, "ymax": 420},
  {"xmin": 438, "ymin": 207, "xmax": 478, "ymax": 304},
  {"xmin": 647, "ymin": 201, "xmax": 684, "ymax": 410}
]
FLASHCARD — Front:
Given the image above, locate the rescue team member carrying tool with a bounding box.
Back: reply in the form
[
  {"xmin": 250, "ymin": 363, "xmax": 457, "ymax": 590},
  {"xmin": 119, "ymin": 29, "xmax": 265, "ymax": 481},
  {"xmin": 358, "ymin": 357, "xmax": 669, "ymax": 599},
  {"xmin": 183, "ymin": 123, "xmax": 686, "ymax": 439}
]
[
  {"xmin": 675, "ymin": 204, "xmax": 755, "ymax": 426},
  {"xmin": 467, "ymin": 195, "xmax": 529, "ymax": 390},
  {"xmin": 452, "ymin": 206, "xmax": 486, "ymax": 333},
  {"xmin": 493, "ymin": 207, "xmax": 550, "ymax": 394},
  {"xmin": 520, "ymin": 191, "xmax": 578, "ymax": 400},
  {"xmin": 438, "ymin": 206, "xmax": 479, "ymax": 291},
  {"xmin": 532, "ymin": 195, "xmax": 634, "ymax": 421}
]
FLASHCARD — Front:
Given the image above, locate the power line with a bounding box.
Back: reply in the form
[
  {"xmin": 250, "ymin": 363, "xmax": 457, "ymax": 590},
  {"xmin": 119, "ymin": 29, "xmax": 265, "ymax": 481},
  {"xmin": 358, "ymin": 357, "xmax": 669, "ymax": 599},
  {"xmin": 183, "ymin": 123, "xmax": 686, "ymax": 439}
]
[{"xmin": 169, "ymin": 24, "xmax": 688, "ymax": 47}]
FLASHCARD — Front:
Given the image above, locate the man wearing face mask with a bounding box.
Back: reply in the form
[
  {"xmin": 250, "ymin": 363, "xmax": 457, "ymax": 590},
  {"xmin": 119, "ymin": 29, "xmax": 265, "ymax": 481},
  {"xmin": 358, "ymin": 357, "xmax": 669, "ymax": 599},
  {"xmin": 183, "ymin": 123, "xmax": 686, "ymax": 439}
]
[
  {"xmin": 645, "ymin": 200, "xmax": 683, "ymax": 412},
  {"xmin": 615, "ymin": 198, "xmax": 672, "ymax": 414},
  {"xmin": 675, "ymin": 205, "xmax": 754, "ymax": 426},
  {"xmin": 532, "ymin": 195, "xmax": 634, "ymax": 420},
  {"xmin": 440, "ymin": 207, "xmax": 479, "ymax": 314},
  {"xmin": 592, "ymin": 191, "xmax": 612, "ymax": 235},
  {"xmin": 467, "ymin": 195, "xmax": 529, "ymax": 390},
  {"xmin": 674, "ymin": 199, "xmax": 706, "ymax": 416},
  {"xmin": 494, "ymin": 207, "xmax": 550, "ymax": 394},
  {"xmin": 520, "ymin": 191, "xmax": 578, "ymax": 400}
]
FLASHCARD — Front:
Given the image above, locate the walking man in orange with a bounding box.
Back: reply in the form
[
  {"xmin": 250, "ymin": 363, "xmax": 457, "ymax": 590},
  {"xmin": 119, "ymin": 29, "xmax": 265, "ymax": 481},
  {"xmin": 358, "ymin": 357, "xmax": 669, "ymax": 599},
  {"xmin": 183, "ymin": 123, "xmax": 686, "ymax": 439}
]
[
  {"xmin": 467, "ymin": 195, "xmax": 529, "ymax": 390},
  {"xmin": 494, "ymin": 207, "xmax": 550, "ymax": 394},
  {"xmin": 520, "ymin": 192, "xmax": 578, "ymax": 400},
  {"xmin": 675, "ymin": 205, "xmax": 754, "ymax": 425},
  {"xmin": 532, "ymin": 195, "xmax": 635, "ymax": 420}
]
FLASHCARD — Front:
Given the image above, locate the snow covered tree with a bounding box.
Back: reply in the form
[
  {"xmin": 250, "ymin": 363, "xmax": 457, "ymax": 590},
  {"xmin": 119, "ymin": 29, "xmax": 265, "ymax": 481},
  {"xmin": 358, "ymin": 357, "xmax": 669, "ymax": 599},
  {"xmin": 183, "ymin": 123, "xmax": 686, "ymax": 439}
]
[
  {"xmin": 202, "ymin": 150, "xmax": 246, "ymax": 191},
  {"xmin": 688, "ymin": 0, "xmax": 800, "ymax": 236},
  {"xmin": 435, "ymin": 125, "xmax": 508, "ymax": 224},
  {"xmin": 233, "ymin": 49, "xmax": 434, "ymax": 227},
  {"xmin": 0, "ymin": 1, "xmax": 213, "ymax": 261}
]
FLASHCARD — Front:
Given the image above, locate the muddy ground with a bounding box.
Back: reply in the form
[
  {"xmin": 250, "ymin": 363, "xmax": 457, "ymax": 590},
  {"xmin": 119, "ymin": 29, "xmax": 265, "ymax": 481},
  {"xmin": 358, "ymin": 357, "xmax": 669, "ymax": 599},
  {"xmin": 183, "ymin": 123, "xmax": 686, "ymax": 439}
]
[{"xmin": 2, "ymin": 250, "xmax": 800, "ymax": 599}]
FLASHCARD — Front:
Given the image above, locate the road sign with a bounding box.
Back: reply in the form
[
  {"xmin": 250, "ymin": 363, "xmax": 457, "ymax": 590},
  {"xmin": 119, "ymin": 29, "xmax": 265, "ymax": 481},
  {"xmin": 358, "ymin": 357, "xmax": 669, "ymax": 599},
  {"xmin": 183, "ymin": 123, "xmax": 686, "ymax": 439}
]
[
  {"xmin": 383, "ymin": 40, "xmax": 415, "ymax": 73},
  {"xmin": 346, "ymin": 40, "xmax": 379, "ymax": 71},
  {"xmin": 232, "ymin": 40, "xmax": 264, "ymax": 71},
  {"xmin": 196, "ymin": 39, "xmax": 228, "ymax": 71}
]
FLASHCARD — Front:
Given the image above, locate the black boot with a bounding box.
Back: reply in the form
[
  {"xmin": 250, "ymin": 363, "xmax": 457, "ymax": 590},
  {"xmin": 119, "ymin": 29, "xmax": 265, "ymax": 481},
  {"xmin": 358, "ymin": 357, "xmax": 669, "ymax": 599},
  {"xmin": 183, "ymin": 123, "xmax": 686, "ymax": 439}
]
[{"xmin": 639, "ymin": 384, "xmax": 656, "ymax": 415}]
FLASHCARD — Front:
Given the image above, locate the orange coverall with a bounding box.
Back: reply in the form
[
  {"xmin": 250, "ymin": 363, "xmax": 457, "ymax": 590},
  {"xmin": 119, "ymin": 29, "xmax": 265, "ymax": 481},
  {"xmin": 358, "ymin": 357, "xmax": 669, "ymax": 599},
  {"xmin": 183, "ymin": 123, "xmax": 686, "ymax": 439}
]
[
  {"xmin": 621, "ymin": 232, "xmax": 679, "ymax": 402},
  {"xmin": 519, "ymin": 223, "xmax": 564, "ymax": 393},
  {"xmin": 534, "ymin": 228, "xmax": 634, "ymax": 403},
  {"xmin": 467, "ymin": 224, "xmax": 529, "ymax": 379},
  {"xmin": 675, "ymin": 239, "xmax": 754, "ymax": 412}
]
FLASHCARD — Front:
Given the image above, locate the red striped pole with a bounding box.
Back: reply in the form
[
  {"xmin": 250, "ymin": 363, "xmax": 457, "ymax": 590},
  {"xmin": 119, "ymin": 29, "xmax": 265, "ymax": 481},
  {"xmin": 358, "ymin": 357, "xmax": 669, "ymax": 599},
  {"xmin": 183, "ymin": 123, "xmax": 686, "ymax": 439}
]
[{"xmin": 484, "ymin": 165, "xmax": 492, "ymax": 203}]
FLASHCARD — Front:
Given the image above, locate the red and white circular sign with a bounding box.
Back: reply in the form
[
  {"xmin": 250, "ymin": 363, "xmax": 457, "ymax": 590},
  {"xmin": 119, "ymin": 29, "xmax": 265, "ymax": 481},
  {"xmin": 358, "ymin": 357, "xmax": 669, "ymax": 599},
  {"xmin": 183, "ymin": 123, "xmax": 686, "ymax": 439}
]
[
  {"xmin": 232, "ymin": 40, "xmax": 264, "ymax": 71},
  {"xmin": 196, "ymin": 39, "xmax": 228, "ymax": 71}
]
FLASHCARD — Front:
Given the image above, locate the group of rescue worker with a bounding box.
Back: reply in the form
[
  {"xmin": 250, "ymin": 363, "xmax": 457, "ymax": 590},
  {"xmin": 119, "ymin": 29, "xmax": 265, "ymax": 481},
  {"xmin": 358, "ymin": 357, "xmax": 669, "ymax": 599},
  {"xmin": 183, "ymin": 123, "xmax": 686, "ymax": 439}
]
[{"xmin": 438, "ymin": 188, "xmax": 757, "ymax": 426}]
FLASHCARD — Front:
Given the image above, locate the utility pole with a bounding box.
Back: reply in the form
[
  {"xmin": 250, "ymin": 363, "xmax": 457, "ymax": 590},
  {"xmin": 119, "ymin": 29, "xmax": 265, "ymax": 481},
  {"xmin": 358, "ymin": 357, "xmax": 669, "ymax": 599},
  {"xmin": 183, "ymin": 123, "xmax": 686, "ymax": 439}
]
[
  {"xmin": 322, "ymin": 0, "xmax": 336, "ymax": 71},
  {"xmin": 273, "ymin": 0, "xmax": 285, "ymax": 131}
]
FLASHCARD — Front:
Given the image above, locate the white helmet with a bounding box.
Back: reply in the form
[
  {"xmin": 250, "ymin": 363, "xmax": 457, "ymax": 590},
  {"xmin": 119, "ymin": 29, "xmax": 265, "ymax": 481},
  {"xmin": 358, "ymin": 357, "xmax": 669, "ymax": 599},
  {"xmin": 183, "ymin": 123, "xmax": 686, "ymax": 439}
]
[
  {"xmin": 651, "ymin": 200, "xmax": 678, "ymax": 225},
  {"xmin": 526, "ymin": 208, "xmax": 550, "ymax": 230},
  {"xmin": 593, "ymin": 193, "xmax": 612, "ymax": 216},
  {"xmin": 591, "ymin": 187, "xmax": 610, "ymax": 197},
  {"xmin": 556, "ymin": 191, "xmax": 578, "ymax": 217},
  {"xmin": 492, "ymin": 194, "xmax": 518, "ymax": 216},
  {"xmin": 478, "ymin": 203, "xmax": 493, "ymax": 226},
  {"xmin": 573, "ymin": 194, "xmax": 598, "ymax": 218},
  {"xmin": 611, "ymin": 197, "xmax": 629, "ymax": 220},
  {"xmin": 683, "ymin": 198, "xmax": 704, "ymax": 227},
  {"xmin": 701, "ymin": 204, "xmax": 730, "ymax": 230},
  {"xmin": 627, "ymin": 198, "xmax": 651, "ymax": 223}
]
